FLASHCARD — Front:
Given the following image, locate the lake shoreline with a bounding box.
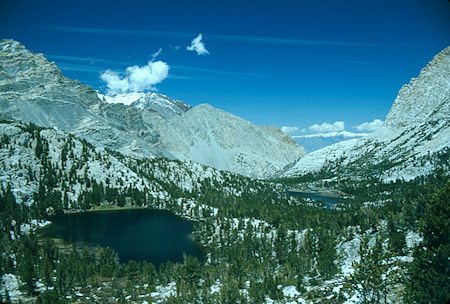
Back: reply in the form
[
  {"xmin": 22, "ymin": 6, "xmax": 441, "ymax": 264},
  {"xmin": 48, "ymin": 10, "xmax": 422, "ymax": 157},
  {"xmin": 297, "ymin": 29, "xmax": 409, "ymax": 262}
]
[
  {"xmin": 62, "ymin": 204, "xmax": 204, "ymax": 224},
  {"xmin": 286, "ymin": 189, "xmax": 343, "ymax": 198},
  {"xmin": 286, "ymin": 186, "xmax": 352, "ymax": 198},
  {"xmin": 63, "ymin": 205, "xmax": 147, "ymax": 214}
]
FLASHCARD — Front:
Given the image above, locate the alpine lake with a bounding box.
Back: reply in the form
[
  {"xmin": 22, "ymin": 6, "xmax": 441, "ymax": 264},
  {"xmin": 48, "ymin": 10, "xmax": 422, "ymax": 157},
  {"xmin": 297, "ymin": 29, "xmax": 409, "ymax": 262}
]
[
  {"xmin": 38, "ymin": 208, "xmax": 205, "ymax": 265},
  {"xmin": 285, "ymin": 190, "xmax": 342, "ymax": 207},
  {"xmin": 39, "ymin": 193, "xmax": 340, "ymax": 266}
]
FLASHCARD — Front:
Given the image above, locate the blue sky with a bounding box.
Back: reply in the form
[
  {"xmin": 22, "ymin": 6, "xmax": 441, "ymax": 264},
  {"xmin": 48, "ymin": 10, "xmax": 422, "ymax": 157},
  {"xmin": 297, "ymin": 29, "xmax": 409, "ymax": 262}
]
[{"xmin": 1, "ymin": 0, "xmax": 449, "ymax": 135}]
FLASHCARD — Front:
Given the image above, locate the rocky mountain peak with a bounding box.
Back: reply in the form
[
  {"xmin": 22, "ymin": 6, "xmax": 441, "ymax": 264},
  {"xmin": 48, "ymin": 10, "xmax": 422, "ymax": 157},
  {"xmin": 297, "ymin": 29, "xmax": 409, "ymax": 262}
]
[
  {"xmin": 0, "ymin": 39, "xmax": 100, "ymax": 112},
  {"xmin": 1, "ymin": 39, "xmax": 27, "ymax": 54},
  {"xmin": 385, "ymin": 46, "xmax": 450, "ymax": 129},
  {"xmin": 1, "ymin": 39, "xmax": 33, "ymax": 57},
  {"xmin": 0, "ymin": 39, "xmax": 305, "ymax": 178},
  {"xmin": 98, "ymin": 91, "xmax": 191, "ymax": 119},
  {"xmin": 1, "ymin": 39, "xmax": 64, "ymax": 82},
  {"xmin": 158, "ymin": 102, "xmax": 305, "ymax": 178}
]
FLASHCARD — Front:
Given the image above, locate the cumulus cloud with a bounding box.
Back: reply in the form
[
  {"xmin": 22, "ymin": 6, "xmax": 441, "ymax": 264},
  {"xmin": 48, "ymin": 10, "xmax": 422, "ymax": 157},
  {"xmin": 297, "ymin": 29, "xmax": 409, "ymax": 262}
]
[
  {"xmin": 100, "ymin": 60, "xmax": 169, "ymax": 95},
  {"xmin": 187, "ymin": 34, "xmax": 209, "ymax": 55},
  {"xmin": 355, "ymin": 119, "xmax": 384, "ymax": 132},
  {"xmin": 281, "ymin": 126, "xmax": 299, "ymax": 134},
  {"xmin": 100, "ymin": 70, "xmax": 130, "ymax": 94},
  {"xmin": 309, "ymin": 121, "xmax": 345, "ymax": 133}
]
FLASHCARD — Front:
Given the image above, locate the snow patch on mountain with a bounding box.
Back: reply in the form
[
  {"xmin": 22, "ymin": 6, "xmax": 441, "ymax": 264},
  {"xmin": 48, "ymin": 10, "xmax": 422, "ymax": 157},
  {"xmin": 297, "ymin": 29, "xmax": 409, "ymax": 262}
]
[{"xmin": 98, "ymin": 91, "xmax": 191, "ymax": 118}]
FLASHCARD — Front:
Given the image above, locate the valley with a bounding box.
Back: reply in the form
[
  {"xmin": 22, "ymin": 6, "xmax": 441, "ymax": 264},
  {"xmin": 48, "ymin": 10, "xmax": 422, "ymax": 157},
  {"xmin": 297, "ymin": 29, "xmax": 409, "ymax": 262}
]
[{"xmin": 0, "ymin": 38, "xmax": 448, "ymax": 304}]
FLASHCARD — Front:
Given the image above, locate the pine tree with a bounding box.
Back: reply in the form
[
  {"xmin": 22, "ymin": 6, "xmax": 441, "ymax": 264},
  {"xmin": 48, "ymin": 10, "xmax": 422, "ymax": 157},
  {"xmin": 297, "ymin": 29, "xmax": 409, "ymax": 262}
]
[
  {"xmin": 315, "ymin": 228, "xmax": 338, "ymax": 279},
  {"xmin": 35, "ymin": 134, "xmax": 43, "ymax": 159},
  {"xmin": 97, "ymin": 247, "xmax": 118, "ymax": 278},
  {"xmin": 17, "ymin": 234, "xmax": 38, "ymax": 295},
  {"xmin": 349, "ymin": 233, "xmax": 391, "ymax": 303},
  {"xmin": 387, "ymin": 212, "xmax": 406, "ymax": 254},
  {"xmin": 405, "ymin": 181, "xmax": 450, "ymax": 303},
  {"xmin": 182, "ymin": 253, "xmax": 201, "ymax": 285}
]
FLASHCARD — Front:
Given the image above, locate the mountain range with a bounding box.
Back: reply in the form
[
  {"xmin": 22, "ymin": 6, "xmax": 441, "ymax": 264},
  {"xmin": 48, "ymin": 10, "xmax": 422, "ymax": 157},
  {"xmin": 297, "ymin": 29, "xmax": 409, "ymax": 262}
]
[
  {"xmin": 0, "ymin": 38, "xmax": 449, "ymax": 304},
  {"xmin": 292, "ymin": 131, "xmax": 367, "ymax": 153},
  {"xmin": 1, "ymin": 39, "xmax": 449, "ymax": 182},
  {"xmin": 0, "ymin": 39, "xmax": 305, "ymax": 179}
]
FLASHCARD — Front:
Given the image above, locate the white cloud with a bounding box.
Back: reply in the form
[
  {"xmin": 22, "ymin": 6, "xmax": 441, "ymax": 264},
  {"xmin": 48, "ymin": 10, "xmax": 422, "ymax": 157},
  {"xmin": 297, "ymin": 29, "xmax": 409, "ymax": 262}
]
[
  {"xmin": 100, "ymin": 60, "xmax": 169, "ymax": 95},
  {"xmin": 281, "ymin": 126, "xmax": 299, "ymax": 134},
  {"xmin": 187, "ymin": 34, "xmax": 209, "ymax": 55},
  {"xmin": 309, "ymin": 121, "xmax": 345, "ymax": 133},
  {"xmin": 355, "ymin": 119, "xmax": 384, "ymax": 132},
  {"xmin": 151, "ymin": 48, "xmax": 162, "ymax": 61},
  {"xmin": 100, "ymin": 70, "xmax": 130, "ymax": 94},
  {"xmin": 293, "ymin": 131, "xmax": 368, "ymax": 139}
]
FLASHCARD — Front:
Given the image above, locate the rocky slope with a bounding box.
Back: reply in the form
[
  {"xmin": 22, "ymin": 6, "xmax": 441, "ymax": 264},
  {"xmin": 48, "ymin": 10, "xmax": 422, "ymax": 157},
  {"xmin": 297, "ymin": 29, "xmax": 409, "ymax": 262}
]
[
  {"xmin": 0, "ymin": 39, "xmax": 305, "ymax": 178},
  {"xmin": 385, "ymin": 48, "xmax": 450, "ymax": 129},
  {"xmin": 158, "ymin": 103, "xmax": 302, "ymax": 178},
  {"xmin": 282, "ymin": 46, "xmax": 450, "ymax": 181},
  {"xmin": 0, "ymin": 121, "xmax": 268, "ymax": 211}
]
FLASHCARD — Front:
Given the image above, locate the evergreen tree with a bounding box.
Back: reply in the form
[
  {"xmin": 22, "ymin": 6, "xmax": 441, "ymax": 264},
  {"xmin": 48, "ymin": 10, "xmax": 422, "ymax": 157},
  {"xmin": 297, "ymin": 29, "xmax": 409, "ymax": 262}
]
[
  {"xmin": 182, "ymin": 253, "xmax": 201, "ymax": 286},
  {"xmin": 17, "ymin": 234, "xmax": 38, "ymax": 295},
  {"xmin": 387, "ymin": 212, "xmax": 406, "ymax": 254},
  {"xmin": 405, "ymin": 181, "xmax": 450, "ymax": 303},
  {"xmin": 34, "ymin": 134, "xmax": 43, "ymax": 159},
  {"xmin": 315, "ymin": 228, "xmax": 338, "ymax": 279},
  {"xmin": 349, "ymin": 234, "xmax": 391, "ymax": 303}
]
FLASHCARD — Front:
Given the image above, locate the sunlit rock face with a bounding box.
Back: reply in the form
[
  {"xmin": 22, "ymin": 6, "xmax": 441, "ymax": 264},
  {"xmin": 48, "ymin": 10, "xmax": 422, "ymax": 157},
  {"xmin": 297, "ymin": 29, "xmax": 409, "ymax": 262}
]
[
  {"xmin": 0, "ymin": 39, "xmax": 305, "ymax": 178},
  {"xmin": 384, "ymin": 47, "xmax": 450, "ymax": 129}
]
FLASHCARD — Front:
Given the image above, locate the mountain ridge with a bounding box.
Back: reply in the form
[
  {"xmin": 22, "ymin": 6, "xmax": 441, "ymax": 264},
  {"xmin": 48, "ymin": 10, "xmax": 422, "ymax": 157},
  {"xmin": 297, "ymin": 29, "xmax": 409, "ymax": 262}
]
[
  {"xmin": 281, "ymin": 46, "xmax": 450, "ymax": 181},
  {"xmin": 0, "ymin": 39, "xmax": 305, "ymax": 178},
  {"xmin": 385, "ymin": 46, "xmax": 450, "ymax": 129}
]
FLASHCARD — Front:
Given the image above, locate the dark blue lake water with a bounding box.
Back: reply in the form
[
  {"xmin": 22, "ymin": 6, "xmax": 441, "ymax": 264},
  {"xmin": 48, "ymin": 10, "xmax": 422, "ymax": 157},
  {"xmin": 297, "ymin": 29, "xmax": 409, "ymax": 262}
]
[
  {"xmin": 286, "ymin": 191, "xmax": 341, "ymax": 206},
  {"xmin": 40, "ymin": 209, "xmax": 205, "ymax": 265}
]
